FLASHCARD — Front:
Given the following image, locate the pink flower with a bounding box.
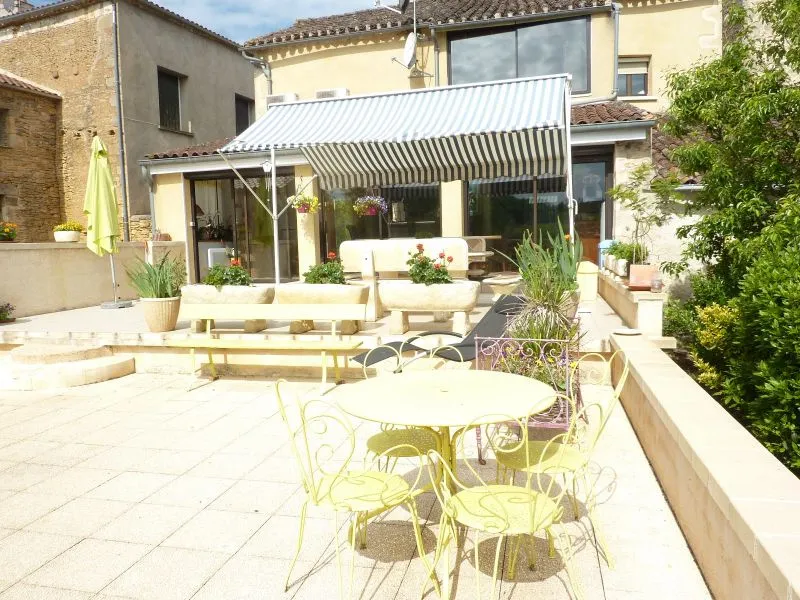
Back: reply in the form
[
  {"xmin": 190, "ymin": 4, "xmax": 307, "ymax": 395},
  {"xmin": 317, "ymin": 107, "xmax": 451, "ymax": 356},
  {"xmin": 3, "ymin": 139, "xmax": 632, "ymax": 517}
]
[
  {"xmin": 416, "ymin": 243, "xmax": 424, "ymax": 252},
  {"xmin": 447, "ymin": 256, "xmax": 453, "ymax": 263},
  {"xmin": 434, "ymin": 263, "xmax": 441, "ymax": 270},
  {"xmin": 439, "ymin": 252, "xmax": 446, "ymax": 259}
]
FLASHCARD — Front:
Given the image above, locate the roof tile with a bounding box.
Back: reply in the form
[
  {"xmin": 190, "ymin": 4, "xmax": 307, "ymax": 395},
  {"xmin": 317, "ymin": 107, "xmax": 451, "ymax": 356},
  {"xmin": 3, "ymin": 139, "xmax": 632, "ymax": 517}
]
[
  {"xmin": 0, "ymin": 69, "xmax": 60, "ymax": 98},
  {"xmin": 245, "ymin": 0, "xmax": 609, "ymax": 47}
]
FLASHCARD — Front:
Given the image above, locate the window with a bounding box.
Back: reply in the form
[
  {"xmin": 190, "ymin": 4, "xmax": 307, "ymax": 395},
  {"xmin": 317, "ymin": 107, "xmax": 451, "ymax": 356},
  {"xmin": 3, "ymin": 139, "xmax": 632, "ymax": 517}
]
[
  {"xmin": 235, "ymin": 94, "xmax": 254, "ymax": 135},
  {"xmin": 158, "ymin": 69, "xmax": 184, "ymax": 131},
  {"xmin": 0, "ymin": 109, "xmax": 9, "ymax": 146},
  {"xmin": 449, "ymin": 17, "xmax": 590, "ymax": 93},
  {"xmin": 617, "ymin": 57, "xmax": 649, "ymax": 96}
]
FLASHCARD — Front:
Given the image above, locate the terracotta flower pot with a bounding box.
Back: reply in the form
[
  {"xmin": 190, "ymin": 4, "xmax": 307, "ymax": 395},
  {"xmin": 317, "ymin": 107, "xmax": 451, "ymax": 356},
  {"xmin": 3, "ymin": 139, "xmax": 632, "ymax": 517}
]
[{"xmin": 140, "ymin": 297, "xmax": 181, "ymax": 332}]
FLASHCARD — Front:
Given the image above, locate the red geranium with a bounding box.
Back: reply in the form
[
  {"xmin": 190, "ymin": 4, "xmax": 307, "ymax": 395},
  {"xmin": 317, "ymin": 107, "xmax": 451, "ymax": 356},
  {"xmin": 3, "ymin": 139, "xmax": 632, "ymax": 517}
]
[
  {"xmin": 327, "ymin": 251, "xmax": 337, "ymax": 260},
  {"xmin": 447, "ymin": 256, "xmax": 453, "ymax": 263}
]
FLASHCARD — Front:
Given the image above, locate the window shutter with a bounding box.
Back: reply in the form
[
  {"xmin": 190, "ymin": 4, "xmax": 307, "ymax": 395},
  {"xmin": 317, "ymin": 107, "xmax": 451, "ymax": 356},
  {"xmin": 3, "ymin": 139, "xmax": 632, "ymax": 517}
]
[{"xmin": 618, "ymin": 59, "xmax": 649, "ymax": 75}]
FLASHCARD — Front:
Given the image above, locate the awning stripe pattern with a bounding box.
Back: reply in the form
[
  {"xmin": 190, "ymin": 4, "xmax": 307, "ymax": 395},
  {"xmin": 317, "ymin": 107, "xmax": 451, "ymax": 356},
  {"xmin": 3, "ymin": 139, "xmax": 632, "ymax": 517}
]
[{"xmin": 223, "ymin": 75, "xmax": 570, "ymax": 189}]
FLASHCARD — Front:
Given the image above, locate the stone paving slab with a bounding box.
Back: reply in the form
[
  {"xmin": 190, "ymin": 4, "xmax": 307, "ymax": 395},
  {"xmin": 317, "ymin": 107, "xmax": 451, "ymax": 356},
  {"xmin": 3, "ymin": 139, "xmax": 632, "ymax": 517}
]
[{"xmin": 0, "ymin": 374, "xmax": 709, "ymax": 599}]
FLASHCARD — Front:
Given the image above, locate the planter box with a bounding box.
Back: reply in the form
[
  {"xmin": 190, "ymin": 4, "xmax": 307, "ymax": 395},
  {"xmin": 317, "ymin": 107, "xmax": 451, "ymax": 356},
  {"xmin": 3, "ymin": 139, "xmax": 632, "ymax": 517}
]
[
  {"xmin": 378, "ymin": 280, "xmax": 480, "ymax": 335},
  {"xmin": 275, "ymin": 282, "xmax": 369, "ymax": 335},
  {"xmin": 629, "ymin": 264, "xmax": 658, "ymax": 291},
  {"xmin": 181, "ymin": 284, "xmax": 275, "ymax": 333},
  {"xmin": 598, "ymin": 271, "xmax": 664, "ymax": 337},
  {"xmin": 54, "ymin": 231, "xmax": 80, "ymax": 243}
]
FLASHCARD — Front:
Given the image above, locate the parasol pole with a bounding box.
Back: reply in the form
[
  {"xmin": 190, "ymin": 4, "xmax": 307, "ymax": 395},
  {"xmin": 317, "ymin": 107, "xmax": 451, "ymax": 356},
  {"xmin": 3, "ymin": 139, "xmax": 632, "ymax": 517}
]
[{"xmin": 271, "ymin": 147, "xmax": 280, "ymax": 285}]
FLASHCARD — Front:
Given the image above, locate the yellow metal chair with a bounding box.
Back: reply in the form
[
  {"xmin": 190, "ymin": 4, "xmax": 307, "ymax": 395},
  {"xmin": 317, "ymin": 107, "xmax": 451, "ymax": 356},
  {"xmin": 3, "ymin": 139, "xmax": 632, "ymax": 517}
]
[
  {"xmin": 361, "ymin": 343, "xmax": 465, "ymax": 470},
  {"xmin": 494, "ymin": 350, "xmax": 629, "ymax": 567},
  {"xmin": 425, "ymin": 402, "xmax": 583, "ymax": 600},
  {"xmin": 274, "ymin": 380, "xmax": 438, "ymax": 599}
]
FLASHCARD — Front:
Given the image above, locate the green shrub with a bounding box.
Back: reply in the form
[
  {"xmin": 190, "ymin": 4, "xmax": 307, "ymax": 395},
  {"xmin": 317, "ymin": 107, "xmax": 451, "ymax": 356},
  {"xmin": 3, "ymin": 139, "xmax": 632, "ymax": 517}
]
[
  {"xmin": 304, "ymin": 252, "xmax": 346, "ymax": 284},
  {"xmin": 203, "ymin": 265, "xmax": 252, "ymax": 288},
  {"xmin": 721, "ymin": 241, "xmax": 800, "ymax": 471},
  {"xmin": 608, "ymin": 241, "xmax": 649, "ymax": 265},
  {"xmin": 53, "ymin": 220, "xmax": 84, "ymax": 233},
  {"xmin": 126, "ymin": 253, "xmax": 186, "ymax": 298},
  {"xmin": 0, "ymin": 302, "xmax": 13, "ymax": 321},
  {"xmin": 663, "ymin": 300, "xmax": 697, "ymax": 348}
]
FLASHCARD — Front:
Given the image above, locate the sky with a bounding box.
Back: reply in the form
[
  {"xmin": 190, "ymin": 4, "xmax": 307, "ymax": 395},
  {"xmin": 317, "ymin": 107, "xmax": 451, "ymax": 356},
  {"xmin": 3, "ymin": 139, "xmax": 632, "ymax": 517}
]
[{"xmin": 30, "ymin": 0, "xmax": 374, "ymax": 42}]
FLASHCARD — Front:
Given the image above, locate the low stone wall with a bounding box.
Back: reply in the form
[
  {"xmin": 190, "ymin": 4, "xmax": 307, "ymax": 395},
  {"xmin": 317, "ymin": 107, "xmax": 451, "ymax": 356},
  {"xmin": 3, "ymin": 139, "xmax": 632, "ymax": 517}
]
[
  {"xmin": 599, "ymin": 271, "xmax": 664, "ymax": 336},
  {"xmin": 611, "ymin": 333, "xmax": 800, "ymax": 600},
  {"xmin": 0, "ymin": 241, "xmax": 185, "ymax": 317}
]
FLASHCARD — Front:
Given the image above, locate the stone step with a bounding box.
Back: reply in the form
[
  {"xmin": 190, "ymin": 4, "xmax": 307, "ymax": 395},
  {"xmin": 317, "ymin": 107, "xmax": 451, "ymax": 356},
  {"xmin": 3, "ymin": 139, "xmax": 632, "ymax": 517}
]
[
  {"xmin": 10, "ymin": 343, "xmax": 111, "ymax": 365},
  {"xmin": 0, "ymin": 354, "xmax": 135, "ymax": 391}
]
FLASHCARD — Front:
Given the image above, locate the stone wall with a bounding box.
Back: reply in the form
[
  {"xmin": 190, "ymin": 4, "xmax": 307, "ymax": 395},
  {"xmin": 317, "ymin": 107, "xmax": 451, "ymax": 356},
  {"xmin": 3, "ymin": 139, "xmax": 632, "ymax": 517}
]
[
  {"xmin": 0, "ymin": 87, "xmax": 62, "ymax": 242},
  {"xmin": 0, "ymin": 2, "xmax": 122, "ymax": 232},
  {"xmin": 128, "ymin": 214, "xmax": 152, "ymax": 242}
]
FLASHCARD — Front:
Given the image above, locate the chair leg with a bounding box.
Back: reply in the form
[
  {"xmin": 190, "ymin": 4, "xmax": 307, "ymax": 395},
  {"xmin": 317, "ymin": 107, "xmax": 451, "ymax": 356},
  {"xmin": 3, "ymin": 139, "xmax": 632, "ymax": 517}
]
[
  {"xmin": 348, "ymin": 512, "xmax": 360, "ymax": 600},
  {"xmin": 476, "ymin": 426, "xmax": 486, "ymax": 465},
  {"xmin": 507, "ymin": 535, "xmax": 523, "ymax": 579},
  {"xmin": 589, "ymin": 506, "xmax": 615, "ymax": 569},
  {"xmin": 526, "ymin": 534, "xmax": 537, "ymax": 571},
  {"xmin": 547, "ymin": 528, "xmax": 556, "ymax": 558},
  {"xmin": 285, "ymin": 499, "xmax": 309, "ymax": 591},
  {"xmin": 489, "ymin": 535, "xmax": 505, "ymax": 600},
  {"xmin": 553, "ymin": 525, "xmax": 584, "ymax": 600},
  {"xmin": 407, "ymin": 501, "xmax": 441, "ymax": 598}
]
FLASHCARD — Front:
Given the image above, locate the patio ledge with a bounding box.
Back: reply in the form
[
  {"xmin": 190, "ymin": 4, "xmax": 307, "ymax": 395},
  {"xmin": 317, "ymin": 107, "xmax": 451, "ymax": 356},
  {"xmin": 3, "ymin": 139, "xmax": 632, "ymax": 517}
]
[{"xmin": 611, "ymin": 333, "xmax": 800, "ymax": 600}]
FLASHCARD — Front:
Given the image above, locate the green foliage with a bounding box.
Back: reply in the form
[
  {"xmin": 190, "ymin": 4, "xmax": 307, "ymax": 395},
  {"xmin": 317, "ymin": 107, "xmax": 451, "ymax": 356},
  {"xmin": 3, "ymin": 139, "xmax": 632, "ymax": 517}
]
[
  {"xmin": 607, "ymin": 163, "xmax": 679, "ymax": 264},
  {"xmin": 0, "ymin": 302, "xmax": 13, "ymax": 321},
  {"xmin": 546, "ymin": 221, "xmax": 583, "ymax": 284},
  {"xmin": 406, "ymin": 244, "xmax": 453, "ymax": 285},
  {"xmin": 607, "ymin": 241, "xmax": 649, "ymax": 265},
  {"xmin": 304, "ymin": 253, "xmax": 346, "ymax": 284},
  {"xmin": 53, "ymin": 221, "xmax": 84, "ymax": 233},
  {"xmin": 663, "ymin": 269, "xmax": 731, "ymax": 353},
  {"xmin": 202, "ymin": 265, "xmax": 252, "ymax": 288},
  {"xmin": 126, "ymin": 253, "xmax": 186, "ymax": 299}
]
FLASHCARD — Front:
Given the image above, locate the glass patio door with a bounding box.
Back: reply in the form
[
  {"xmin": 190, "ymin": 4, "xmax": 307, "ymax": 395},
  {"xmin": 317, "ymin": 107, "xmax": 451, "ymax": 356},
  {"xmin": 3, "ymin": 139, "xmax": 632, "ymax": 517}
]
[{"xmin": 571, "ymin": 156, "xmax": 612, "ymax": 264}]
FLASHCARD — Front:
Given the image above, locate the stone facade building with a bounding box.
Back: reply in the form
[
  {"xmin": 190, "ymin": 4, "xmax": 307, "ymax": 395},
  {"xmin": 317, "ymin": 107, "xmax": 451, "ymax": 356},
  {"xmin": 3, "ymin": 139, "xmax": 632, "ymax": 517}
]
[
  {"xmin": 0, "ymin": 70, "xmax": 61, "ymax": 242},
  {"xmin": 0, "ymin": 0, "xmax": 255, "ymax": 242}
]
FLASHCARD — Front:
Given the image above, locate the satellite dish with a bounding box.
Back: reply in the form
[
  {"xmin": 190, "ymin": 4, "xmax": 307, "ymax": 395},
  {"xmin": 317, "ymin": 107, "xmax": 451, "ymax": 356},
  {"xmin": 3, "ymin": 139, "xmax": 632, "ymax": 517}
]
[
  {"xmin": 398, "ymin": 0, "xmax": 411, "ymax": 12},
  {"xmin": 402, "ymin": 32, "xmax": 417, "ymax": 69}
]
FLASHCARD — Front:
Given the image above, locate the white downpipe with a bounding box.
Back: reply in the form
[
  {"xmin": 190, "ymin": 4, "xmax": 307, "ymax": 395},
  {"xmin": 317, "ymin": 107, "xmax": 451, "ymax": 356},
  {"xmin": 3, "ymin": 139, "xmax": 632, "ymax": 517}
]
[
  {"xmin": 271, "ymin": 147, "xmax": 280, "ymax": 285},
  {"xmin": 564, "ymin": 77, "xmax": 576, "ymax": 241}
]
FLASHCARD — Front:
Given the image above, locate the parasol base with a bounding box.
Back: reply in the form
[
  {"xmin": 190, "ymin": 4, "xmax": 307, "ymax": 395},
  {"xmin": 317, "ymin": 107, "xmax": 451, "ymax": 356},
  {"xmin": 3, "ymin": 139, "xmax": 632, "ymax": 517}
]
[{"xmin": 101, "ymin": 301, "xmax": 133, "ymax": 310}]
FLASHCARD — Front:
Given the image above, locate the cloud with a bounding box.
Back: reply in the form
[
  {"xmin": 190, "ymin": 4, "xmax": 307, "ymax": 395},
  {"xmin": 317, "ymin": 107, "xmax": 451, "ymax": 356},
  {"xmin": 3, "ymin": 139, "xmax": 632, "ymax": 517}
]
[{"xmin": 147, "ymin": 0, "xmax": 374, "ymax": 42}]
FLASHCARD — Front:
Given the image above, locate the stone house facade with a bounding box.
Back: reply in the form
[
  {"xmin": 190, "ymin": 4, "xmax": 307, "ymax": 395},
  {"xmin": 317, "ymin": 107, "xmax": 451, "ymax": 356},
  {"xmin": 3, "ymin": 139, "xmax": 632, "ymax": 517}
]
[
  {"xmin": 0, "ymin": 0, "xmax": 255, "ymax": 242},
  {"xmin": 0, "ymin": 70, "xmax": 61, "ymax": 242}
]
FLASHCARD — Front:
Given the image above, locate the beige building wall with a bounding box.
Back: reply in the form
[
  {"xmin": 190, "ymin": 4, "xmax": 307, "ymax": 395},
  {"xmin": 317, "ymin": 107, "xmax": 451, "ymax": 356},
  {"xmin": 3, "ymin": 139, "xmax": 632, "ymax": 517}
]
[
  {"xmin": 0, "ymin": 3, "xmax": 120, "ymax": 231},
  {"xmin": 152, "ymin": 172, "xmax": 189, "ymax": 242},
  {"xmin": 618, "ymin": 0, "xmax": 722, "ymax": 112},
  {"xmin": 0, "ymin": 87, "xmax": 61, "ymax": 242},
  {"xmin": 117, "ymin": 1, "xmax": 255, "ymax": 217}
]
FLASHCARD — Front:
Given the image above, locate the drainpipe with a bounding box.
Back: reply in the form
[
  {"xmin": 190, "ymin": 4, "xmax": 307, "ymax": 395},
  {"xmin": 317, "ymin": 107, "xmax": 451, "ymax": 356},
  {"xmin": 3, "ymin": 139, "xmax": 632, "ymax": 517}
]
[
  {"xmin": 241, "ymin": 50, "xmax": 272, "ymax": 97},
  {"xmin": 111, "ymin": 0, "xmax": 130, "ymax": 241},
  {"xmin": 430, "ymin": 26, "xmax": 440, "ymax": 86},
  {"xmin": 572, "ymin": 2, "xmax": 621, "ymax": 106}
]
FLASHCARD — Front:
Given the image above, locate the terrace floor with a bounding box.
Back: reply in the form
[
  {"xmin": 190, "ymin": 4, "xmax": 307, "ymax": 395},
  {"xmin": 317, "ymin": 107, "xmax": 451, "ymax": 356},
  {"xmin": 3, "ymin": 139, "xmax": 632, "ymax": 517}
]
[{"xmin": 0, "ymin": 374, "xmax": 710, "ymax": 600}]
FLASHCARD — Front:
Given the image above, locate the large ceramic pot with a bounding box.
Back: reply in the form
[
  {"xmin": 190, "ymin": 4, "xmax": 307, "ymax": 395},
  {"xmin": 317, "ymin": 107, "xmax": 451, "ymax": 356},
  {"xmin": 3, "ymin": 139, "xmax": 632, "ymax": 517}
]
[
  {"xmin": 628, "ymin": 264, "xmax": 658, "ymax": 291},
  {"xmin": 275, "ymin": 282, "xmax": 369, "ymax": 334},
  {"xmin": 141, "ymin": 297, "xmax": 181, "ymax": 333},
  {"xmin": 54, "ymin": 231, "xmax": 80, "ymax": 242},
  {"xmin": 181, "ymin": 284, "xmax": 275, "ymax": 333},
  {"xmin": 378, "ymin": 280, "xmax": 480, "ymax": 335}
]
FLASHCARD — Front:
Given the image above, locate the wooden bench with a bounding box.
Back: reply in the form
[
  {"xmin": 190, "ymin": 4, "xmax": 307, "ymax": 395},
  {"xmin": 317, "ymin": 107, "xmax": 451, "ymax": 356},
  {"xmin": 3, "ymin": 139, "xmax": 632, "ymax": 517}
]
[
  {"xmin": 178, "ymin": 302, "xmax": 368, "ymax": 337},
  {"xmin": 165, "ymin": 337, "xmax": 363, "ymax": 387}
]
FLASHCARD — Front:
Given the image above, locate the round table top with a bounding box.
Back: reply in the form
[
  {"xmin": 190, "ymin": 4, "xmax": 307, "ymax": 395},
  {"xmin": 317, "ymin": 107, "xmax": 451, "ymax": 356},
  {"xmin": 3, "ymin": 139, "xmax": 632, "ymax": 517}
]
[{"xmin": 332, "ymin": 370, "xmax": 556, "ymax": 428}]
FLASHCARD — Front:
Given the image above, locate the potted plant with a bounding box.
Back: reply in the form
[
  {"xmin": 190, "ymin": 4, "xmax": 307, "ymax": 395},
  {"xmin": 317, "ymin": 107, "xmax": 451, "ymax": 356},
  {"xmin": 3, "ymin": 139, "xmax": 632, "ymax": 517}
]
[
  {"xmin": 289, "ymin": 194, "xmax": 320, "ymax": 214},
  {"xmin": 181, "ymin": 258, "xmax": 274, "ymax": 333},
  {"xmin": 126, "ymin": 253, "xmax": 186, "ymax": 333},
  {"xmin": 276, "ymin": 251, "xmax": 368, "ymax": 334},
  {"xmin": 0, "ymin": 221, "xmax": 18, "ymax": 242},
  {"xmin": 353, "ymin": 195, "xmax": 387, "ymax": 217},
  {"xmin": 53, "ymin": 221, "xmax": 84, "ymax": 242},
  {"xmin": 608, "ymin": 164, "xmax": 679, "ymax": 290},
  {"xmin": 0, "ymin": 302, "xmax": 14, "ymax": 324}
]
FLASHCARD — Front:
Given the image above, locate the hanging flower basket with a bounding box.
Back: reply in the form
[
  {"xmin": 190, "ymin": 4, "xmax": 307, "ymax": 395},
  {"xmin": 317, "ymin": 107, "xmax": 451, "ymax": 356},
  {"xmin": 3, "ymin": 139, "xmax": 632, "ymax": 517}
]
[
  {"xmin": 353, "ymin": 195, "xmax": 387, "ymax": 217},
  {"xmin": 289, "ymin": 194, "xmax": 319, "ymax": 215}
]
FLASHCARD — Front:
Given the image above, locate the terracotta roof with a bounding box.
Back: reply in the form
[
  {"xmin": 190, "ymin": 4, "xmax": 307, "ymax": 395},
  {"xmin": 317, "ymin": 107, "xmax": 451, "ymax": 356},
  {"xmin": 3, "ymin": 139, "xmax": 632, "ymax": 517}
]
[
  {"xmin": 0, "ymin": 0, "xmax": 238, "ymax": 50},
  {"xmin": 245, "ymin": 0, "xmax": 610, "ymax": 48},
  {"xmin": 651, "ymin": 126, "xmax": 701, "ymax": 185},
  {"xmin": 0, "ymin": 68, "xmax": 60, "ymax": 98},
  {"xmin": 144, "ymin": 137, "xmax": 235, "ymax": 160},
  {"xmin": 571, "ymin": 101, "xmax": 653, "ymax": 125}
]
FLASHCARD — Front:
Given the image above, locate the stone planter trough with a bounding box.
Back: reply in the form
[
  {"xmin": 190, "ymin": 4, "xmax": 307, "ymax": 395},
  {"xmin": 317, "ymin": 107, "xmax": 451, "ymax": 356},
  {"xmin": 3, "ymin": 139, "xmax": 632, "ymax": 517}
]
[
  {"xmin": 274, "ymin": 282, "xmax": 369, "ymax": 335},
  {"xmin": 378, "ymin": 279, "xmax": 480, "ymax": 335},
  {"xmin": 181, "ymin": 284, "xmax": 275, "ymax": 333}
]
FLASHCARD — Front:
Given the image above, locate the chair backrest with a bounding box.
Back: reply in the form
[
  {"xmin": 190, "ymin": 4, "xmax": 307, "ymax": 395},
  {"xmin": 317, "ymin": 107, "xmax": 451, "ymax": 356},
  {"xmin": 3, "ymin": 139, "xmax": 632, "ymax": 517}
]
[
  {"xmin": 275, "ymin": 380, "xmax": 355, "ymax": 504},
  {"xmin": 429, "ymin": 397, "xmax": 575, "ymax": 534},
  {"xmin": 569, "ymin": 350, "xmax": 629, "ymax": 454}
]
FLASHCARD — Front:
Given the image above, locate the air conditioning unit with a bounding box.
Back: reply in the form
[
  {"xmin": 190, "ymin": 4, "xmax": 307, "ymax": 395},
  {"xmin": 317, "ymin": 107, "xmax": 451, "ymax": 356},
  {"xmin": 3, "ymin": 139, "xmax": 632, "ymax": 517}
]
[
  {"xmin": 266, "ymin": 92, "xmax": 298, "ymax": 107},
  {"xmin": 315, "ymin": 88, "xmax": 350, "ymax": 100}
]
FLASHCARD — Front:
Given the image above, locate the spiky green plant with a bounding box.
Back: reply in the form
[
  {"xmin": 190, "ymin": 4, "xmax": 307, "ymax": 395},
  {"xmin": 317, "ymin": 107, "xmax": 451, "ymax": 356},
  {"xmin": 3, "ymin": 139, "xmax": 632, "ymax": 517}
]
[{"xmin": 126, "ymin": 253, "xmax": 186, "ymax": 299}]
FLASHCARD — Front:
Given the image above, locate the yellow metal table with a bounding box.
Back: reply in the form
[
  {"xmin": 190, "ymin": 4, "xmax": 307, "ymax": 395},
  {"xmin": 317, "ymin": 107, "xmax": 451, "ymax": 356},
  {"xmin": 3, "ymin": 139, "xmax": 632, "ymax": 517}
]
[{"xmin": 332, "ymin": 370, "xmax": 556, "ymax": 480}]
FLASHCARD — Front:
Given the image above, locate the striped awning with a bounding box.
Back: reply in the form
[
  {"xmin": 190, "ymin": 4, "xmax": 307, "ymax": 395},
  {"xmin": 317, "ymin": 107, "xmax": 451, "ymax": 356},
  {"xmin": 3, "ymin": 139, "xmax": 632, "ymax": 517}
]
[{"xmin": 222, "ymin": 75, "xmax": 571, "ymax": 189}]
